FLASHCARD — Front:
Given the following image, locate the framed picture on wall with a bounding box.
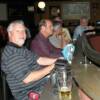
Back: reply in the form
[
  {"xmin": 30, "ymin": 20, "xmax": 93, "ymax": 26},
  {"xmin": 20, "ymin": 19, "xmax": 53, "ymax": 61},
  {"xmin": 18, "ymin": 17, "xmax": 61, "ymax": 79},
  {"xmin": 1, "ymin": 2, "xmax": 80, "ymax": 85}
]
[
  {"xmin": 62, "ymin": 2, "xmax": 90, "ymax": 20},
  {"xmin": 49, "ymin": 6, "xmax": 61, "ymax": 17}
]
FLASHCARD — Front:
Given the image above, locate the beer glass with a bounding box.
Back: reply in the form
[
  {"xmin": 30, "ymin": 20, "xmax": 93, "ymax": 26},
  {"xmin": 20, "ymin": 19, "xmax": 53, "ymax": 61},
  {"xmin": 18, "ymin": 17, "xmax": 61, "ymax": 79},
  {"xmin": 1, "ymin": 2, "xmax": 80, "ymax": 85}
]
[{"xmin": 57, "ymin": 68, "xmax": 72, "ymax": 100}]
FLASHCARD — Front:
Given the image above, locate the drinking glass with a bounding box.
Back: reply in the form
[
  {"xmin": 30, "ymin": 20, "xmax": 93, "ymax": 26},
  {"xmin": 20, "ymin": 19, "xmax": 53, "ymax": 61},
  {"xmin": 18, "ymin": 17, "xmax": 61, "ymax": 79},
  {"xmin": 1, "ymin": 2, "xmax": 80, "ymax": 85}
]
[{"xmin": 57, "ymin": 69, "xmax": 72, "ymax": 100}]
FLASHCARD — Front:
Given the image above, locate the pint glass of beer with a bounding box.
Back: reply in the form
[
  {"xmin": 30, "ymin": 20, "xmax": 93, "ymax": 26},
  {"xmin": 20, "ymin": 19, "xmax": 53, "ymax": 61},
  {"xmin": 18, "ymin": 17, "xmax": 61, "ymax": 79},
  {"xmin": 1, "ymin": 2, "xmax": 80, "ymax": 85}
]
[{"xmin": 57, "ymin": 68, "xmax": 72, "ymax": 100}]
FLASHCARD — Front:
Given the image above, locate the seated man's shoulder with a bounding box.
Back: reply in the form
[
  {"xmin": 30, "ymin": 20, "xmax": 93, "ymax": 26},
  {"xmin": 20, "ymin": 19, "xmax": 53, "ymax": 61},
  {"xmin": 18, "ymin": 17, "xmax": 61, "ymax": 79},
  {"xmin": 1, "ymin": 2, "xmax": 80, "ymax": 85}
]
[
  {"xmin": 75, "ymin": 25, "xmax": 81, "ymax": 29},
  {"xmin": 74, "ymin": 25, "xmax": 83, "ymax": 32},
  {"xmin": 31, "ymin": 34, "xmax": 40, "ymax": 43}
]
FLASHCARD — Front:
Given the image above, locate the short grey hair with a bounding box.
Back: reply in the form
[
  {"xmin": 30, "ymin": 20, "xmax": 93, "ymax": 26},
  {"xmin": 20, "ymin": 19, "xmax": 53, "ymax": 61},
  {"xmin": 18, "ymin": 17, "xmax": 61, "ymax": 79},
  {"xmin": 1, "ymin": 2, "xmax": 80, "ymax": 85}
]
[
  {"xmin": 80, "ymin": 16, "xmax": 89, "ymax": 21},
  {"xmin": 53, "ymin": 21, "xmax": 62, "ymax": 31},
  {"xmin": 7, "ymin": 20, "xmax": 25, "ymax": 33}
]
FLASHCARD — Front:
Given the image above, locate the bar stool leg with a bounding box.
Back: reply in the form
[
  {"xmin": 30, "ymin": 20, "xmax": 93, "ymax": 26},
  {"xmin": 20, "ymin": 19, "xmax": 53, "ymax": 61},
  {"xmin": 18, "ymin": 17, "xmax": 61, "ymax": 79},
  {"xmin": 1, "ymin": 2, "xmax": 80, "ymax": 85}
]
[{"xmin": 1, "ymin": 71, "xmax": 7, "ymax": 100}]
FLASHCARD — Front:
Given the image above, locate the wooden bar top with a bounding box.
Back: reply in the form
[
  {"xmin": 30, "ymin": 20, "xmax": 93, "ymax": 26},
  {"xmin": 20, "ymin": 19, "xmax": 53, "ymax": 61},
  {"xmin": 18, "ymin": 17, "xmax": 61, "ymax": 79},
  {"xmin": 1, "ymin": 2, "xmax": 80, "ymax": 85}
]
[
  {"xmin": 40, "ymin": 81, "xmax": 79, "ymax": 100},
  {"xmin": 72, "ymin": 63, "xmax": 100, "ymax": 100}
]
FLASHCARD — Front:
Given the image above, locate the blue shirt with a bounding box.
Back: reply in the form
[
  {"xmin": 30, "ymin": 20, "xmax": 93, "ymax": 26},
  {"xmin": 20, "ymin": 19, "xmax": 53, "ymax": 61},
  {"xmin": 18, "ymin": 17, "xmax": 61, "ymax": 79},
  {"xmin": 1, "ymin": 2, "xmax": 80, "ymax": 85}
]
[{"xmin": 73, "ymin": 25, "xmax": 87, "ymax": 41}]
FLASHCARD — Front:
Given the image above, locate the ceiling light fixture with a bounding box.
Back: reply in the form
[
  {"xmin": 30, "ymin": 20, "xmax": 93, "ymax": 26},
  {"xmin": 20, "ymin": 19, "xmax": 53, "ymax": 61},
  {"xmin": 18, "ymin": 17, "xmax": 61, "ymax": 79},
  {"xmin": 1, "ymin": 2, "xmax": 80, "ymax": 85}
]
[{"xmin": 38, "ymin": 1, "xmax": 46, "ymax": 10}]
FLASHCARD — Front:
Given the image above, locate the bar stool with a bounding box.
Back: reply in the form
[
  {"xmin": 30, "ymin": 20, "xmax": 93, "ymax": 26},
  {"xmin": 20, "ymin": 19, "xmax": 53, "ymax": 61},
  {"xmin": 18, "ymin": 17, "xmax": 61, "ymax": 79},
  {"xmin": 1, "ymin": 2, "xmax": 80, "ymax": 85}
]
[
  {"xmin": 1, "ymin": 71, "xmax": 14, "ymax": 100},
  {"xmin": 1, "ymin": 71, "xmax": 8, "ymax": 100}
]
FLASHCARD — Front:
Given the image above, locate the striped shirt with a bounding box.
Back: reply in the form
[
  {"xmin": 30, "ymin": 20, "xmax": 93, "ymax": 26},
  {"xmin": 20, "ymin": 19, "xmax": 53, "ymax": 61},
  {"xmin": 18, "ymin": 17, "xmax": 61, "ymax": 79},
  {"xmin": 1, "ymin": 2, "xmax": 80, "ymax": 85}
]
[{"xmin": 1, "ymin": 42, "xmax": 47, "ymax": 100}]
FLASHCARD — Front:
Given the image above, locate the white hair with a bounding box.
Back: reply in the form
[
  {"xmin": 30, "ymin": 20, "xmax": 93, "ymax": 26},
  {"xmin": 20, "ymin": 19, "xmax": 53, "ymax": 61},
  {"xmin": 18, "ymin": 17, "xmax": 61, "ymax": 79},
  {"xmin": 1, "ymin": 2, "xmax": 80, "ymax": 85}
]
[
  {"xmin": 7, "ymin": 20, "xmax": 25, "ymax": 33},
  {"xmin": 53, "ymin": 21, "xmax": 62, "ymax": 31}
]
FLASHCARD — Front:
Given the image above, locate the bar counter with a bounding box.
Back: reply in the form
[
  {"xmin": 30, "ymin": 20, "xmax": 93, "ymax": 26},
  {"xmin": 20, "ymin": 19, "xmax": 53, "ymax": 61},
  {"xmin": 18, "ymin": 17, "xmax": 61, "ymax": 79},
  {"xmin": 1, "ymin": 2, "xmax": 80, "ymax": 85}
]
[
  {"xmin": 40, "ymin": 80, "xmax": 79, "ymax": 100},
  {"xmin": 39, "ymin": 62, "xmax": 100, "ymax": 100},
  {"xmin": 72, "ymin": 63, "xmax": 100, "ymax": 100}
]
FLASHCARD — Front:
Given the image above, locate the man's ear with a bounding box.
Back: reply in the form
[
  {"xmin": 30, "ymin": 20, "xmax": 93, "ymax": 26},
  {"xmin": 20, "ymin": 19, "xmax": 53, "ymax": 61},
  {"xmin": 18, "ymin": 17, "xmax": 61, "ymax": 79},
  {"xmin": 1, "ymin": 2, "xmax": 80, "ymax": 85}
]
[{"xmin": 8, "ymin": 32, "xmax": 11, "ymax": 38}]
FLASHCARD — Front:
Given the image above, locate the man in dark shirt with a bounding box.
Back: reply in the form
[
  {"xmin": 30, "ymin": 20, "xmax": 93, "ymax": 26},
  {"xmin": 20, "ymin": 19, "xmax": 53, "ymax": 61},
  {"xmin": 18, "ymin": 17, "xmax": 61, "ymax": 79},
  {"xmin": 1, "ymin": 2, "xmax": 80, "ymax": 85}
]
[
  {"xmin": 1, "ymin": 20, "xmax": 57, "ymax": 100},
  {"xmin": 30, "ymin": 19, "xmax": 62, "ymax": 58}
]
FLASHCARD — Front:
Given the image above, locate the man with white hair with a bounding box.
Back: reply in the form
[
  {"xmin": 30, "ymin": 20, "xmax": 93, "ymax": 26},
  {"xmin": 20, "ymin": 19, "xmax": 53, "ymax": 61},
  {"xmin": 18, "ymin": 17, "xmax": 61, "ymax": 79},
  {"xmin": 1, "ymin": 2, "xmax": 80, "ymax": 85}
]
[
  {"xmin": 1, "ymin": 20, "xmax": 57, "ymax": 100},
  {"xmin": 73, "ymin": 16, "xmax": 94, "ymax": 41}
]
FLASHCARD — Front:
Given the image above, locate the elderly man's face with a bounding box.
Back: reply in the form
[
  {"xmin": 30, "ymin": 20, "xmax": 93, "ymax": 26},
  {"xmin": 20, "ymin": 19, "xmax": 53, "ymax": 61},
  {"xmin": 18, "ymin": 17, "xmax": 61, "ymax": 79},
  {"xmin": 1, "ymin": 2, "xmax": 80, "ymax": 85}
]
[
  {"xmin": 80, "ymin": 19, "xmax": 88, "ymax": 27},
  {"xmin": 9, "ymin": 24, "xmax": 26, "ymax": 46}
]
